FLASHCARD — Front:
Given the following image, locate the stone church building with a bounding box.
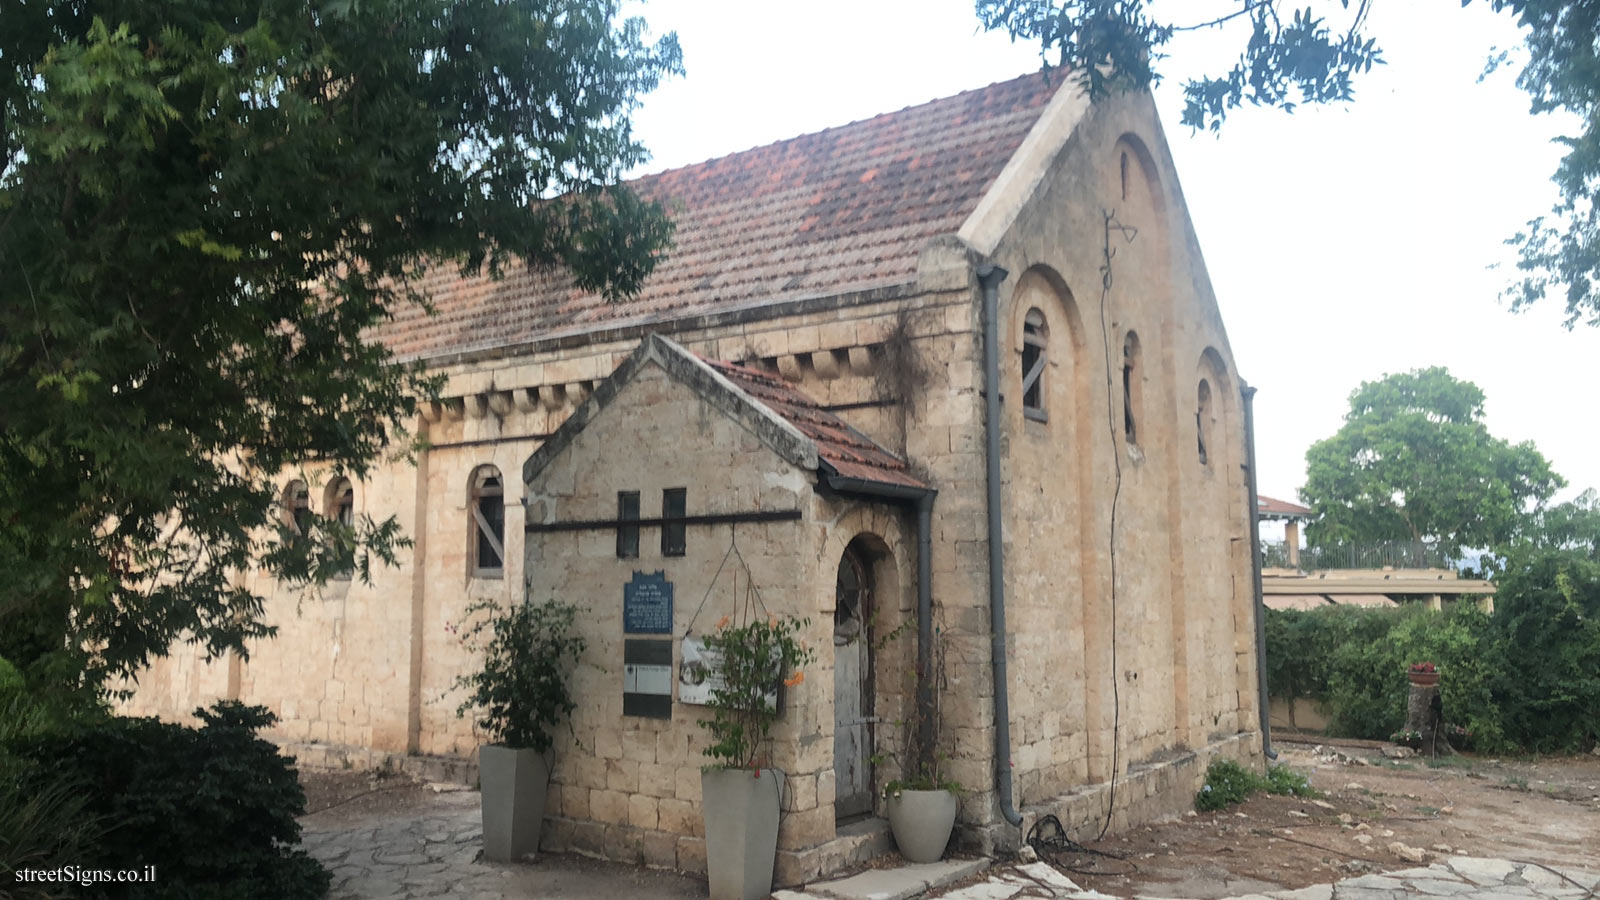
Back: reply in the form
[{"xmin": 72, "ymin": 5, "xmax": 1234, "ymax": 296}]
[{"xmin": 123, "ymin": 71, "xmax": 1265, "ymax": 883}]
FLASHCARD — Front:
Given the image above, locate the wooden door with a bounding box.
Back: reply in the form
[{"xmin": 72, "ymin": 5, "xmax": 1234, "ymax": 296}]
[{"xmin": 833, "ymin": 546, "xmax": 874, "ymax": 819}]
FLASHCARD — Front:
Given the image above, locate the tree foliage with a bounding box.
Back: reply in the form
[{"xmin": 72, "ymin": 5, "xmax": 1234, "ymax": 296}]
[
  {"xmin": 0, "ymin": 1, "xmax": 680, "ymax": 699},
  {"xmin": 1300, "ymin": 367, "xmax": 1561, "ymax": 558},
  {"xmin": 973, "ymin": 0, "xmax": 1600, "ymax": 326}
]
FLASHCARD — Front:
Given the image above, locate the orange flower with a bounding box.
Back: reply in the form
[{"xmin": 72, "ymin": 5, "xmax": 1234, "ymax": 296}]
[
  {"xmin": 783, "ymin": 671, "xmax": 805, "ymax": 687},
  {"xmin": 715, "ymin": 615, "xmax": 730, "ymax": 630}
]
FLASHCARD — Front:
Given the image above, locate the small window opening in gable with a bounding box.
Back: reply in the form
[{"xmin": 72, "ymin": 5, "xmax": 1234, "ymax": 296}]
[
  {"xmin": 1120, "ymin": 151, "xmax": 1130, "ymax": 201},
  {"xmin": 1196, "ymin": 379, "xmax": 1213, "ymax": 466},
  {"xmin": 1021, "ymin": 308, "xmax": 1048, "ymax": 421},
  {"xmin": 661, "ymin": 488, "xmax": 687, "ymax": 558},
  {"xmin": 616, "ymin": 491, "xmax": 641, "ymax": 559},
  {"xmin": 282, "ymin": 480, "xmax": 311, "ymax": 535},
  {"xmin": 470, "ymin": 466, "xmax": 505, "ymax": 577},
  {"xmin": 1122, "ymin": 332, "xmax": 1141, "ymax": 446}
]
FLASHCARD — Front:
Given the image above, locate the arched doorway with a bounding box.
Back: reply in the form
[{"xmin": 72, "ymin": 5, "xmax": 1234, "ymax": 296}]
[{"xmin": 834, "ymin": 540, "xmax": 875, "ymax": 819}]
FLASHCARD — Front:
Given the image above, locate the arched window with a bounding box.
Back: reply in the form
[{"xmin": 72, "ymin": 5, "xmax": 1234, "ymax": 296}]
[
  {"xmin": 1022, "ymin": 308, "xmax": 1048, "ymax": 421},
  {"xmin": 470, "ymin": 466, "xmax": 505, "ymax": 577},
  {"xmin": 282, "ymin": 480, "xmax": 311, "ymax": 535},
  {"xmin": 1196, "ymin": 379, "xmax": 1213, "ymax": 466},
  {"xmin": 326, "ymin": 477, "xmax": 354, "ymax": 528},
  {"xmin": 1122, "ymin": 332, "xmax": 1142, "ymax": 446}
]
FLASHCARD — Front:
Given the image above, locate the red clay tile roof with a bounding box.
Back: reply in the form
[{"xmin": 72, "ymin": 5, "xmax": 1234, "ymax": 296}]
[
  {"xmin": 375, "ymin": 71, "xmax": 1062, "ymax": 361},
  {"xmin": 704, "ymin": 358, "xmax": 929, "ymax": 492},
  {"xmin": 1258, "ymin": 495, "xmax": 1314, "ymax": 519}
]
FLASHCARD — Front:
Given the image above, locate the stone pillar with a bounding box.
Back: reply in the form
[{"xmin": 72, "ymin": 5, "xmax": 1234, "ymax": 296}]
[{"xmin": 1284, "ymin": 521, "xmax": 1300, "ymax": 568}]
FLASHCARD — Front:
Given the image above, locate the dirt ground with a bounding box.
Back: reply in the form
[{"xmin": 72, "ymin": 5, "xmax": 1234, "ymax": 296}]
[
  {"xmin": 1050, "ymin": 739, "xmax": 1600, "ymax": 899},
  {"xmin": 295, "ymin": 741, "xmax": 1599, "ymax": 899},
  {"xmin": 299, "ymin": 768, "xmax": 442, "ymax": 825}
]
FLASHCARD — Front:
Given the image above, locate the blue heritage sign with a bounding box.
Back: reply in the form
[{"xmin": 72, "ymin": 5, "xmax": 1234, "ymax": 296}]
[{"xmin": 623, "ymin": 571, "xmax": 674, "ymax": 634}]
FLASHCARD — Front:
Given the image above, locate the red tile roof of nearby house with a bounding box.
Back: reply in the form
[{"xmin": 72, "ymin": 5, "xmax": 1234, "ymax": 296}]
[
  {"xmin": 1258, "ymin": 495, "xmax": 1313, "ymax": 519},
  {"xmin": 373, "ymin": 71, "xmax": 1063, "ymax": 361},
  {"xmin": 704, "ymin": 359, "xmax": 929, "ymax": 492}
]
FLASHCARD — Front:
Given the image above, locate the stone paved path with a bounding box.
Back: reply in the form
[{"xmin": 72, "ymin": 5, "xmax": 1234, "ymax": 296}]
[
  {"xmin": 300, "ymin": 795, "xmax": 1597, "ymax": 900},
  {"xmin": 298, "ymin": 792, "xmax": 702, "ymax": 900}
]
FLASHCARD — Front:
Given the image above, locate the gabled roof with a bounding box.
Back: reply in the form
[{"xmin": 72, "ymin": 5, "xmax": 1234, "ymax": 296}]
[
  {"xmin": 522, "ymin": 334, "xmax": 928, "ymax": 494},
  {"xmin": 379, "ymin": 72, "xmax": 1065, "ymax": 361},
  {"xmin": 1258, "ymin": 495, "xmax": 1313, "ymax": 520},
  {"xmin": 703, "ymin": 360, "xmax": 928, "ymax": 492}
]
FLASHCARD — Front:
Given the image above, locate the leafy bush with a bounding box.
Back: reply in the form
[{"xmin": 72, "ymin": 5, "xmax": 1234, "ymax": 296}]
[
  {"xmin": 1194, "ymin": 759, "xmax": 1318, "ymax": 812},
  {"xmin": 0, "ymin": 693, "xmax": 102, "ymax": 900},
  {"xmin": 452, "ymin": 598, "xmax": 586, "ymax": 751},
  {"xmin": 1264, "ymin": 554, "xmax": 1600, "ymax": 754},
  {"xmin": 6, "ymin": 701, "xmax": 328, "ymax": 900}
]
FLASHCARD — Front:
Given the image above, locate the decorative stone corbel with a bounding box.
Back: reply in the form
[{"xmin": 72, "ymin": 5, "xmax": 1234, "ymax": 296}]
[
  {"xmin": 419, "ymin": 400, "xmax": 443, "ymax": 423},
  {"xmin": 776, "ymin": 354, "xmax": 804, "ymax": 383},
  {"xmin": 487, "ymin": 391, "xmax": 515, "ymax": 419},
  {"xmin": 848, "ymin": 345, "xmax": 875, "ymax": 376},
  {"xmin": 441, "ymin": 397, "xmax": 465, "ymax": 421},
  {"xmin": 513, "ymin": 387, "xmax": 540, "ymax": 414},
  {"xmin": 812, "ymin": 349, "xmax": 841, "ymax": 380},
  {"xmin": 465, "ymin": 394, "xmax": 489, "ymax": 419},
  {"xmin": 540, "ymin": 383, "xmax": 567, "ymax": 411}
]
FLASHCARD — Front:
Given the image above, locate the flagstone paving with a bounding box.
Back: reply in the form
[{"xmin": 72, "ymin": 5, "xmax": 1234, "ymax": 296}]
[{"xmin": 299, "ymin": 794, "xmax": 1597, "ymax": 900}]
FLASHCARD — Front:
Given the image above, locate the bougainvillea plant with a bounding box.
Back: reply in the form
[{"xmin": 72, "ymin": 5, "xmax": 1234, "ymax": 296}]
[{"xmin": 698, "ymin": 614, "xmax": 815, "ymax": 771}]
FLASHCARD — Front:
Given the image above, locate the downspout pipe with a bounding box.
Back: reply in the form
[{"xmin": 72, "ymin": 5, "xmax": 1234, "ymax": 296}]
[
  {"xmin": 1240, "ymin": 383, "xmax": 1277, "ymax": 761},
  {"xmin": 821, "ymin": 473, "xmax": 938, "ymax": 775},
  {"xmin": 977, "ymin": 263, "xmax": 1023, "ymax": 828}
]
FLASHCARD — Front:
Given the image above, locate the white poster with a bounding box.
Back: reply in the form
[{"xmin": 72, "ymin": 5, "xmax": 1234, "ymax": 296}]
[
  {"xmin": 678, "ymin": 636, "xmax": 780, "ymax": 710},
  {"xmin": 677, "ymin": 636, "xmax": 724, "ymax": 706}
]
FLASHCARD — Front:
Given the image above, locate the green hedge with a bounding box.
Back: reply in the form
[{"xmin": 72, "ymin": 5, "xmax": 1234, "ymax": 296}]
[
  {"xmin": 1264, "ymin": 549, "xmax": 1600, "ymax": 753},
  {"xmin": 5, "ymin": 701, "xmax": 328, "ymax": 900}
]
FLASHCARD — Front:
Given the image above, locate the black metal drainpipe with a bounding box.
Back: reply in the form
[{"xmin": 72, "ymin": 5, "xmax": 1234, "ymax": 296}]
[
  {"xmin": 821, "ymin": 475, "xmax": 937, "ymax": 775},
  {"xmin": 1241, "ymin": 383, "xmax": 1277, "ymax": 761},
  {"xmin": 977, "ymin": 263, "xmax": 1024, "ymax": 827}
]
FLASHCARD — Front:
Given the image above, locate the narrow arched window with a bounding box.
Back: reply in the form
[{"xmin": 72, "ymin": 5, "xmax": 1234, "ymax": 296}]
[
  {"xmin": 325, "ymin": 477, "xmax": 356, "ymax": 578},
  {"xmin": 1196, "ymin": 379, "xmax": 1213, "ymax": 466},
  {"xmin": 282, "ymin": 480, "xmax": 311, "ymax": 535},
  {"xmin": 1021, "ymin": 309, "xmax": 1048, "ymax": 421},
  {"xmin": 1122, "ymin": 332, "xmax": 1142, "ymax": 446},
  {"xmin": 326, "ymin": 477, "xmax": 354, "ymax": 528},
  {"xmin": 470, "ymin": 466, "xmax": 505, "ymax": 578}
]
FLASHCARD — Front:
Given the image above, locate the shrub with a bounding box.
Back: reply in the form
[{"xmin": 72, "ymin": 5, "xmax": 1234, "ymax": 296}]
[
  {"xmin": 452, "ymin": 598, "xmax": 586, "ymax": 751},
  {"xmin": 7, "ymin": 701, "xmax": 328, "ymax": 900},
  {"xmin": 1194, "ymin": 759, "xmax": 1319, "ymax": 812},
  {"xmin": 1265, "ymin": 604, "xmax": 1513, "ymax": 751},
  {"xmin": 0, "ymin": 693, "xmax": 102, "ymax": 900}
]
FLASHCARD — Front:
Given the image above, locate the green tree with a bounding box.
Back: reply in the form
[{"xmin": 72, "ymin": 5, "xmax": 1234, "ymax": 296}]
[
  {"xmin": 1300, "ymin": 367, "xmax": 1562, "ymax": 558},
  {"xmin": 0, "ymin": 1, "xmax": 681, "ymax": 701},
  {"xmin": 974, "ymin": 0, "xmax": 1600, "ymax": 327}
]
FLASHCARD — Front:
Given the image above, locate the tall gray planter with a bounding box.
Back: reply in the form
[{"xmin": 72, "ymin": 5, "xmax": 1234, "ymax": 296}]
[
  {"xmin": 701, "ymin": 768, "xmax": 782, "ymax": 900},
  {"xmin": 886, "ymin": 789, "xmax": 957, "ymax": 863},
  {"xmin": 478, "ymin": 745, "xmax": 550, "ymax": 862}
]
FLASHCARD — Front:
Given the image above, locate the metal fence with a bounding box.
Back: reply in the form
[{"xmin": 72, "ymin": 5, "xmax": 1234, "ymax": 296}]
[{"xmin": 1261, "ymin": 540, "xmax": 1451, "ymax": 570}]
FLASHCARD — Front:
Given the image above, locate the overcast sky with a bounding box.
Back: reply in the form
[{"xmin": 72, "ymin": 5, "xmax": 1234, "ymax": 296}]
[{"xmin": 622, "ymin": 1, "xmax": 1598, "ymax": 505}]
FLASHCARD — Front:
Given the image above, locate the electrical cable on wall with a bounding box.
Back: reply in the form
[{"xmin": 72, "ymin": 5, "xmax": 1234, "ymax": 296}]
[{"xmin": 1095, "ymin": 208, "xmax": 1137, "ymax": 842}]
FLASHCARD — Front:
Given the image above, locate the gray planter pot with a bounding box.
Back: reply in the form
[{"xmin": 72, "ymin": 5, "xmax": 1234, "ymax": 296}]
[
  {"xmin": 478, "ymin": 745, "xmax": 550, "ymax": 863},
  {"xmin": 701, "ymin": 768, "xmax": 783, "ymax": 900},
  {"xmin": 885, "ymin": 789, "xmax": 957, "ymax": 863}
]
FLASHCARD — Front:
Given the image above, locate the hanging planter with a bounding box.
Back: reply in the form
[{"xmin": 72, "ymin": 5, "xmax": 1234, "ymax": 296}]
[{"xmin": 1407, "ymin": 661, "xmax": 1439, "ymax": 688}]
